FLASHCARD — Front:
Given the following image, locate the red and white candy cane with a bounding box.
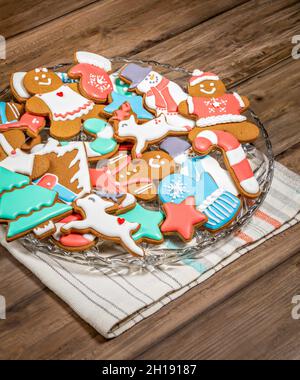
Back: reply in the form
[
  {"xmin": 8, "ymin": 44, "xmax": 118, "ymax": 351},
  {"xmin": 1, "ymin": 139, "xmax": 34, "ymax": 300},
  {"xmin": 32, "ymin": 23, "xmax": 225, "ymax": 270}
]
[{"xmin": 193, "ymin": 130, "xmax": 260, "ymax": 198}]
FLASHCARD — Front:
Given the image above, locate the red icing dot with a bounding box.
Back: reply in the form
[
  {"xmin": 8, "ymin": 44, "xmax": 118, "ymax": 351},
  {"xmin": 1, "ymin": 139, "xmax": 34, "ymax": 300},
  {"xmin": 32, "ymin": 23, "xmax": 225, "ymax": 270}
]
[{"xmin": 117, "ymin": 217, "xmax": 125, "ymax": 225}]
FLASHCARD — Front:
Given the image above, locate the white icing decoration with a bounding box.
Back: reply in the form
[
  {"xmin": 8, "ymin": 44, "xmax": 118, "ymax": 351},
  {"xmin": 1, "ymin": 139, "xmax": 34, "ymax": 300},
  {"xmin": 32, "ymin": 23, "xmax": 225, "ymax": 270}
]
[
  {"xmin": 226, "ymin": 145, "xmax": 246, "ymax": 166},
  {"xmin": 33, "ymin": 220, "xmax": 55, "ymax": 236},
  {"xmin": 76, "ymin": 51, "xmax": 112, "ymax": 72},
  {"xmin": 240, "ymin": 177, "xmax": 260, "ymax": 194},
  {"xmin": 233, "ymin": 92, "xmax": 245, "ymax": 108},
  {"xmin": 12, "ymin": 72, "xmax": 31, "ymax": 99},
  {"xmin": 36, "ymin": 139, "xmax": 91, "ymax": 198},
  {"xmin": 120, "ymin": 193, "xmax": 136, "ymax": 208},
  {"xmin": 117, "ymin": 114, "xmax": 188, "ymax": 156},
  {"xmin": 0, "ymin": 151, "xmax": 35, "ymax": 176},
  {"xmin": 196, "ymin": 114, "xmax": 246, "ymax": 127},
  {"xmin": 62, "ymin": 194, "xmax": 143, "ymax": 256},
  {"xmin": 7, "ymin": 103, "xmax": 20, "ymax": 119},
  {"xmin": 196, "ymin": 130, "xmax": 218, "ymax": 145},
  {"xmin": 200, "ymin": 87, "xmax": 216, "ymax": 95},
  {"xmin": 37, "ymin": 85, "xmax": 94, "ymax": 122}
]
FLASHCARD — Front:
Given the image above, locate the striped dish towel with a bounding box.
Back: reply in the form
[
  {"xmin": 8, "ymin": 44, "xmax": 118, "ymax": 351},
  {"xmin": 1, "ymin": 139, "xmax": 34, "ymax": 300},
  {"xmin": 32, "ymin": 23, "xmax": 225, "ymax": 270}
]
[{"xmin": 1, "ymin": 162, "xmax": 300, "ymax": 339}]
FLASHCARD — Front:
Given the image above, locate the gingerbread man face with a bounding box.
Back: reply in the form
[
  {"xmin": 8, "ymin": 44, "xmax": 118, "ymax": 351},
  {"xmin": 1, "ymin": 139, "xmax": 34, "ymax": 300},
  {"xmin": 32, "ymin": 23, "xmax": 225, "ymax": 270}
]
[
  {"xmin": 23, "ymin": 68, "xmax": 63, "ymax": 95},
  {"xmin": 90, "ymin": 150, "xmax": 175, "ymax": 201},
  {"xmin": 188, "ymin": 79, "xmax": 226, "ymax": 98}
]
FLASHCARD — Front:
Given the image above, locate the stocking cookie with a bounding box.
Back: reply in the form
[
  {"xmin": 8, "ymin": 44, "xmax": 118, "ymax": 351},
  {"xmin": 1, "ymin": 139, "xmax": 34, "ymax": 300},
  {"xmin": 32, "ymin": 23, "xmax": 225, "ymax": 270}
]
[
  {"xmin": 119, "ymin": 63, "xmax": 195, "ymax": 129},
  {"xmin": 68, "ymin": 51, "xmax": 113, "ymax": 102},
  {"xmin": 0, "ymin": 167, "xmax": 72, "ymax": 241},
  {"xmin": 11, "ymin": 68, "xmax": 105, "ymax": 140},
  {"xmin": 192, "ymin": 130, "xmax": 260, "ymax": 198},
  {"xmin": 61, "ymin": 194, "xmax": 144, "ymax": 257},
  {"xmin": 111, "ymin": 102, "xmax": 189, "ymax": 158},
  {"xmin": 179, "ymin": 70, "xmax": 259, "ymax": 142}
]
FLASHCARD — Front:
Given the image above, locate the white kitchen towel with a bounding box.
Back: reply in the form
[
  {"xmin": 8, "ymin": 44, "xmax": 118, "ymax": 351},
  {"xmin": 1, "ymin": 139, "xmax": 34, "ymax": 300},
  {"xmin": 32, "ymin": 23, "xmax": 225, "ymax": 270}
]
[{"xmin": 1, "ymin": 161, "xmax": 300, "ymax": 339}]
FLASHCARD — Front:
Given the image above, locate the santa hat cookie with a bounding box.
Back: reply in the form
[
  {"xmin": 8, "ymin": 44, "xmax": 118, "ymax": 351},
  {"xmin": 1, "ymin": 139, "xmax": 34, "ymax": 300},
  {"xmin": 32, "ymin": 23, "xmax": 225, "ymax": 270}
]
[{"xmin": 189, "ymin": 70, "xmax": 220, "ymax": 86}]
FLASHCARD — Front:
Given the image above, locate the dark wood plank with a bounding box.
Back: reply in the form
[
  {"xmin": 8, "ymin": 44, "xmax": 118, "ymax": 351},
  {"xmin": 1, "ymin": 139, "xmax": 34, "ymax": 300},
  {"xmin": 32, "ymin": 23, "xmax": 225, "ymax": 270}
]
[
  {"xmin": 235, "ymin": 58, "xmax": 300, "ymax": 156},
  {"xmin": 0, "ymin": 0, "xmax": 98, "ymax": 39},
  {"xmin": 0, "ymin": 0, "xmax": 247, "ymax": 82},
  {"xmin": 136, "ymin": 252, "xmax": 300, "ymax": 359},
  {"xmin": 134, "ymin": 0, "xmax": 300, "ymax": 86}
]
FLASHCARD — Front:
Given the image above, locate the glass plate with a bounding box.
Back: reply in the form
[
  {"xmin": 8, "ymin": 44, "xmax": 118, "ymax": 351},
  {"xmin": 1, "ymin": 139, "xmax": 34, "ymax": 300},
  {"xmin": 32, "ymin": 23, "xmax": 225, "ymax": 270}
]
[{"xmin": 0, "ymin": 58, "xmax": 274, "ymax": 269}]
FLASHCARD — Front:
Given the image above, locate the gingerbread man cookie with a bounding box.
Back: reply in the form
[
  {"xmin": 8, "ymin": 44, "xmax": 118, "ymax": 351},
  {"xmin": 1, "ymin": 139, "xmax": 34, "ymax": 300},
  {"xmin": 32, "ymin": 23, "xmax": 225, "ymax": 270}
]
[
  {"xmin": 11, "ymin": 68, "xmax": 105, "ymax": 140},
  {"xmin": 178, "ymin": 70, "xmax": 259, "ymax": 143},
  {"xmin": 90, "ymin": 150, "xmax": 175, "ymax": 202}
]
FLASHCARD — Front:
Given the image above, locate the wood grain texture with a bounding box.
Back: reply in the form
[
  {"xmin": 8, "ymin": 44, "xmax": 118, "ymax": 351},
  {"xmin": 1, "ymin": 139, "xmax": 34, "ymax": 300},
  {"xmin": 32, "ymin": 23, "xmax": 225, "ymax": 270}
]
[
  {"xmin": 0, "ymin": 0, "xmax": 246, "ymax": 82},
  {"xmin": 137, "ymin": 252, "xmax": 300, "ymax": 360},
  {"xmin": 0, "ymin": 0, "xmax": 98, "ymax": 38},
  {"xmin": 135, "ymin": 0, "xmax": 300, "ymax": 85},
  {"xmin": 0, "ymin": 0, "xmax": 300, "ymax": 360}
]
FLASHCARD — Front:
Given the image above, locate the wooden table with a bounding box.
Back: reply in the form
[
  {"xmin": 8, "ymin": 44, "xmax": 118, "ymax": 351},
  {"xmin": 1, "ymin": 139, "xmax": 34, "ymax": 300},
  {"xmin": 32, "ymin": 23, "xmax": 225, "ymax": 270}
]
[{"xmin": 0, "ymin": 0, "xmax": 299, "ymax": 359}]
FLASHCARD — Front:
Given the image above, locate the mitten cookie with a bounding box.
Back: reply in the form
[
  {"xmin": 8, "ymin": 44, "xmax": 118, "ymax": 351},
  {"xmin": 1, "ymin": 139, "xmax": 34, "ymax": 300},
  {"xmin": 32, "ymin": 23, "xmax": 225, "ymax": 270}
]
[{"xmin": 68, "ymin": 51, "xmax": 113, "ymax": 103}]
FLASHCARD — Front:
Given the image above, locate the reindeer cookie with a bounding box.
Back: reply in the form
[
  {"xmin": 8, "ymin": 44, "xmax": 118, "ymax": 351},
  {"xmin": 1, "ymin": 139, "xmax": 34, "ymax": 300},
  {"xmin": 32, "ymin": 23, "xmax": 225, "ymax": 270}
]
[
  {"xmin": 90, "ymin": 150, "xmax": 175, "ymax": 202},
  {"xmin": 178, "ymin": 70, "xmax": 260, "ymax": 143},
  {"xmin": 61, "ymin": 194, "xmax": 144, "ymax": 257},
  {"xmin": 11, "ymin": 68, "xmax": 105, "ymax": 140},
  {"xmin": 111, "ymin": 102, "xmax": 189, "ymax": 158}
]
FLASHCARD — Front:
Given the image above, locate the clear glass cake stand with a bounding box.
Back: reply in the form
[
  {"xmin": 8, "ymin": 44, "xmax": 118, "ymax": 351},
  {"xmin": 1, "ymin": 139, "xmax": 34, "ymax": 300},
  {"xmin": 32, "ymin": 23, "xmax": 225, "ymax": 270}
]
[{"xmin": 0, "ymin": 58, "xmax": 274, "ymax": 269}]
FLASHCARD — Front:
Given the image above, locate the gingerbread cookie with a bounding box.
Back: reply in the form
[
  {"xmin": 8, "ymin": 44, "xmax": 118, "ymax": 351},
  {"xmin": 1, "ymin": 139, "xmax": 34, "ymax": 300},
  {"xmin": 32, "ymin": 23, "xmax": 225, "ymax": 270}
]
[
  {"xmin": 102, "ymin": 71, "xmax": 154, "ymax": 121},
  {"xmin": 119, "ymin": 63, "xmax": 195, "ymax": 129},
  {"xmin": 0, "ymin": 131, "xmax": 50, "ymax": 179},
  {"xmin": 117, "ymin": 203, "xmax": 164, "ymax": 244},
  {"xmin": 0, "ymin": 130, "xmax": 26, "ymax": 161},
  {"xmin": 192, "ymin": 130, "xmax": 260, "ymax": 198},
  {"xmin": 61, "ymin": 194, "xmax": 144, "ymax": 257},
  {"xmin": 161, "ymin": 196, "xmax": 207, "ymax": 242},
  {"xmin": 32, "ymin": 138, "xmax": 92, "ymax": 203},
  {"xmin": 83, "ymin": 118, "xmax": 118, "ymax": 161},
  {"xmin": 11, "ymin": 68, "xmax": 105, "ymax": 140},
  {"xmin": 51, "ymin": 213, "xmax": 97, "ymax": 251},
  {"xmin": 68, "ymin": 51, "xmax": 113, "ymax": 103},
  {"xmin": 0, "ymin": 167, "xmax": 72, "ymax": 241},
  {"xmin": 90, "ymin": 150, "xmax": 175, "ymax": 202},
  {"xmin": 0, "ymin": 112, "xmax": 46, "ymax": 138},
  {"xmin": 111, "ymin": 102, "xmax": 189, "ymax": 158},
  {"xmin": 0, "ymin": 101, "xmax": 23, "ymax": 124},
  {"xmin": 179, "ymin": 70, "xmax": 259, "ymax": 143}
]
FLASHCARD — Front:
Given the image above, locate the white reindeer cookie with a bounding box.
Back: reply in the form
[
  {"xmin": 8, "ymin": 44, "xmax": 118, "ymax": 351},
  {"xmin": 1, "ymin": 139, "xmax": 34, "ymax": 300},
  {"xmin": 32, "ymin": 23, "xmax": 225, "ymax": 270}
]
[
  {"xmin": 111, "ymin": 102, "xmax": 189, "ymax": 158},
  {"xmin": 61, "ymin": 194, "xmax": 144, "ymax": 257}
]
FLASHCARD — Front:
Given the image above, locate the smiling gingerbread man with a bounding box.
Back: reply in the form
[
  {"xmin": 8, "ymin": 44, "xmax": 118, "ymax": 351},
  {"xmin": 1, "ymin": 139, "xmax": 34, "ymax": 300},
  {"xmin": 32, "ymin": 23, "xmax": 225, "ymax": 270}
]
[{"xmin": 178, "ymin": 70, "xmax": 259, "ymax": 143}]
